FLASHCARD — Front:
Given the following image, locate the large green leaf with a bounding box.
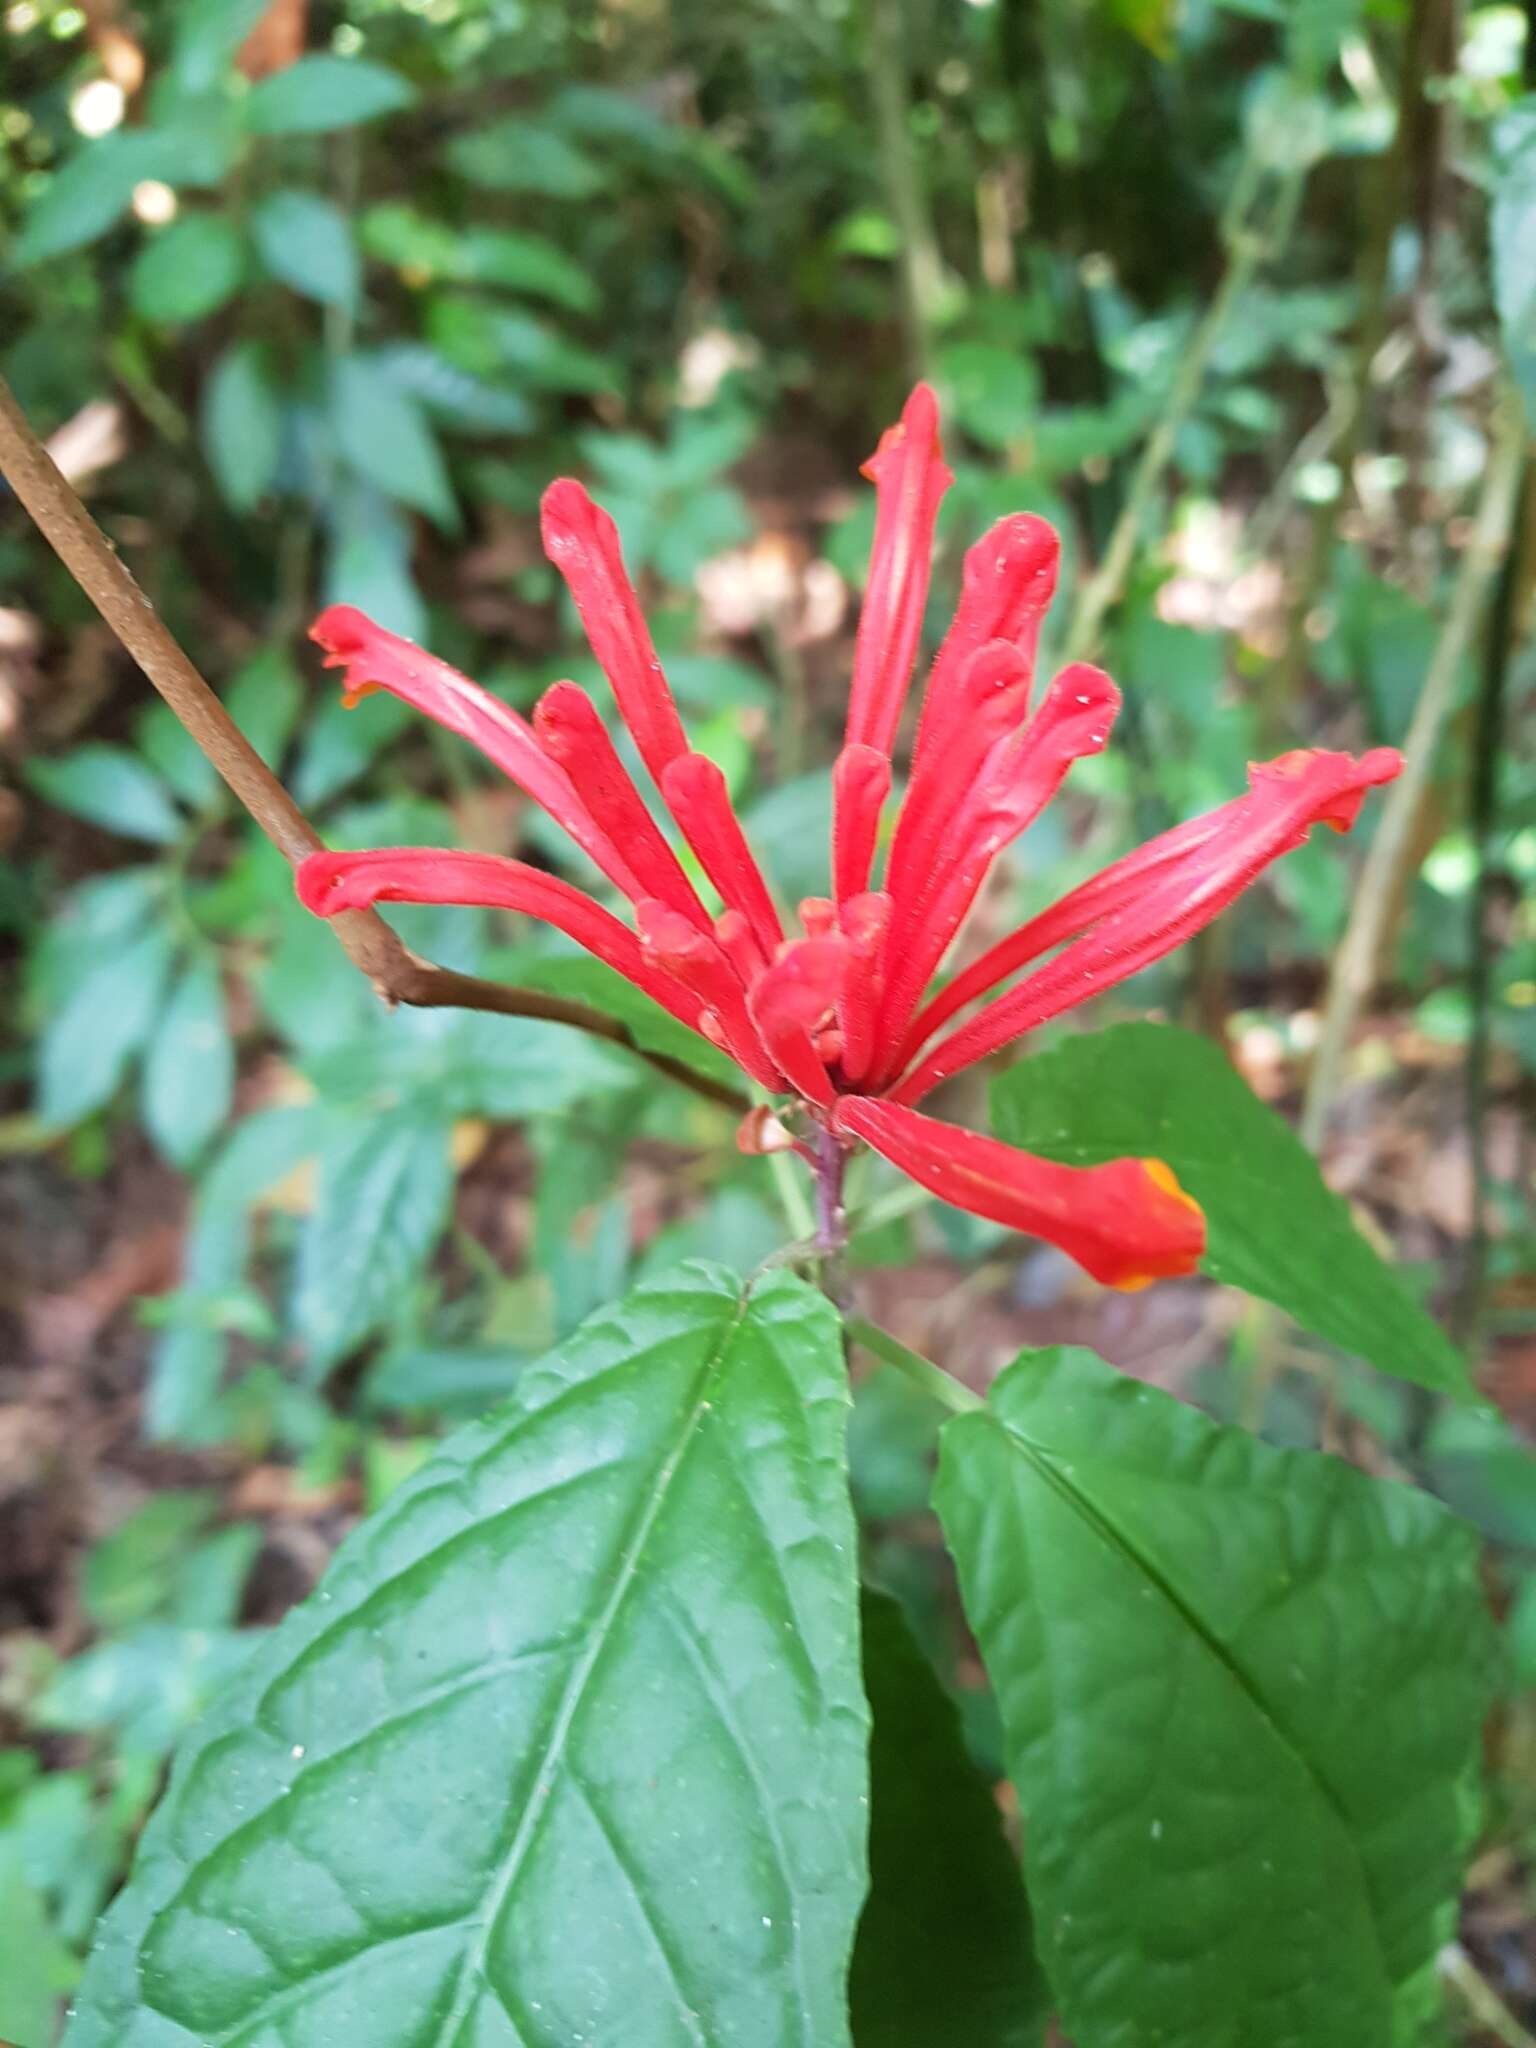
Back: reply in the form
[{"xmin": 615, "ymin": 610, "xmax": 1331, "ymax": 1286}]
[
  {"xmin": 38, "ymin": 923, "xmax": 176, "ymax": 1129},
  {"xmin": 934, "ymin": 1345, "xmax": 1494, "ymax": 2048},
  {"xmin": 991, "ymin": 1023, "xmax": 1469, "ymax": 1395},
  {"xmin": 851, "ymin": 1591, "xmax": 1044, "ymax": 2048},
  {"xmin": 66, "ymin": 1265, "xmax": 868, "ymax": 2048}
]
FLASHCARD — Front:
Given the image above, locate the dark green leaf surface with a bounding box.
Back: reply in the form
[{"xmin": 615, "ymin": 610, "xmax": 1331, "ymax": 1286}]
[
  {"xmin": 935, "ymin": 1345, "xmax": 1494, "ymax": 2048},
  {"xmin": 245, "ymin": 55, "xmax": 416, "ymax": 135},
  {"xmin": 992, "ymin": 1024, "xmax": 1468, "ymax": 1395},
  {"xmin": 851, "ymin": 1591, "xmax": 1044, "ymax": 2048},
  {"xmin": 67, "ymin": 1265, "xmax": 868, "ymax": 2048}
]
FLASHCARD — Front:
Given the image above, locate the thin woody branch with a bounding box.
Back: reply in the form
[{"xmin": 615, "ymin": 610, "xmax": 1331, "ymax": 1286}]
[{"xmin": 0, "ymin": 372, "xmax": 747, "ymax": 1117}]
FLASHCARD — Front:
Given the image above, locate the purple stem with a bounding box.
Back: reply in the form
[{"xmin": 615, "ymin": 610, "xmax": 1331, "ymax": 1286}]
[{"xmin": 813, "ymin": 1124, "xmax": 851, "ymax": 1254}]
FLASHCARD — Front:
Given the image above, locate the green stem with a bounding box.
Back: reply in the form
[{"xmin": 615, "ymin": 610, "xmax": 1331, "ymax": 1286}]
[
  {"xmin": 866, "ymin": 0, "xmax": 944, "ymax": 382},
  {"xmin": 1439, "ymin": 1943, "xmax": 1536, "ymax": 2048},
  {"xmin": 846, "ymin": 1315, "xmax": 984, "ymax": 1414},
  {"xmin": 1065, "ymin": 219, "xmax": 1269, "ymax": 663},
  {"xmin": 1301, "ymin": 388, "xmax": 1527, "ymax": 1151}
]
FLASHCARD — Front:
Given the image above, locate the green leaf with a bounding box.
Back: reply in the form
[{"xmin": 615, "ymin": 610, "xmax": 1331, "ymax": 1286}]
[
  {"xmin": 331, "ymin": 352, "xmax": 457, "ymax": 526},
  {"xmin": 934, "ymin": 1344, "xmax": 1495, "ymax": 2048},
  {"xmin": 499, "ymin": 950, "xmax": 742, "ymax": 1092},
  {"xmin": 28, "ymin": 744, "xmax": 183, "ymax": 843},
  {"xmin": 66, "ymin": 1265, "xmax": 868, "ymax": 2048},
  {"xmin": 0, "ymin": 1837, "xmax": 75, "ymax": 2048},
  {"xmin": 14, "ymin": 132, "xmax": 171, "ymax": 265},
  {"xmin": 991, "ymin": 1023, "xmax": 1469, "ymax": 1396},
  {"xmin": 128, "ymin": 212, "xmax": 245, "ymax": 324},
  {"xmin": 38, "ymin": 924, "xmax": 176, "ymax": 1130},
  {"xmin": 251, "ymin": 188, "xmax": 359, "ymax": 309},
  {"xmin": 202, "ymin": 340, "xmax": 282, "ymax": 511},
  {"xmin": 458, "ymin": 226, "xmax": 598, "ymax": 309},
  {"xmin": 446, "ymin": 117, "xmax": 605, "ymax": 196},
  {"xmin": 172, "ymin": 0, "xmax": 269, "ymax": 91},
  {"xmin": 292, "ymin": 1110, "xmax": 456, "ymax": 1375},
  {"xmin": 851, "ymin": 1591, "xmax": 1044, "ymax": 2047},
  {"xmin": 323, "ymin": 484, "xmax": 428, "ymax": 640},
  {"xmin": 141, "ymin": 955, "xmax": 234, "ymax": 1166},
  {"xmin": 244, "ymin": 55, "xmax": 415, "ymax": 135},
  {"xmin": 225, "ymin": 644, "xmax": 304, "ymax": 768},
  {"xmin": 135, "ymin": 702, "xmax": 221, "ymax": 810}
]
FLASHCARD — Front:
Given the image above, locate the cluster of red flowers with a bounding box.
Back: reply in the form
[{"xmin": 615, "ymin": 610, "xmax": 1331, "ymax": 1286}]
[{"xmin": 297, "ymin": 385, "xmax": 1400, "ymax": 1290}]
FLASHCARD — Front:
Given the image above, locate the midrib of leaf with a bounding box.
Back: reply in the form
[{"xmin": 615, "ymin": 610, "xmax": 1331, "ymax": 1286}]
[
  {"xmin": 978, "ymin": 1407, "xmax": 1395, "ymax": 2003},
  {"xmin": 427, "ymin": 1275, "xmax": 760, "ymax": 2048}
]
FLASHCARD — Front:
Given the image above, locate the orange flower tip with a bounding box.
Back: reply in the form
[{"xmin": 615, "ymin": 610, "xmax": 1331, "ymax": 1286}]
[
  {"xmin": 1100, "ymin": 1158, "xmax": 1207, "ymax": 1291},
  {"xmin": 737, "ymin": 1105, "xmax": 795, "ymax": 1156}
]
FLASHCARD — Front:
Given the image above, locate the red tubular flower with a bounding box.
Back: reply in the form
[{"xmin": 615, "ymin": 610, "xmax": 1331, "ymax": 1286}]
[{"xmin": 295, "ymin": 387, "xmax": 1402, "ymax": 1293}]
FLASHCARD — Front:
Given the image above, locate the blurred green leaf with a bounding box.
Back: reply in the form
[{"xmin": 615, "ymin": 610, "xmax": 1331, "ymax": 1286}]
[
  {"xmin": 0, "ymin": 1838, "xmax": 75, "ymax": 2048},
  {"xmin": 292, "ymin": 1111, "xmax": 456, "ymax": 1376},
  {"xmin": 360, "ymin": 1345, "xmax": 530, "ymax": 1418},
  {"xmin": 250, "ymin": 188, "xmax": 359, "ymax": 309},
  {"xmin": 28, "ymin": 745, "xmax": 183, "ymax": 843},
  {"xmin": 128, "ymin": 212, "xmax": 245, "ymax": 324},
  {"xmin": 172, "ymin": 0, "xmax": 269, "ymax": 92},
  {"xmin": 851, "ymin": 1591, "xmax": 1044, "ymax": 2048},
  {"xmin": 244, "ymin": 55, "xmax": 415, "ymax": 136},
  {"xmin": 82, "ymin": 1491, "xmax": 221, "ymax": 1630},
  {"xmin": 446, "ymin": 117, "xmax": 605, "ymax": 196},
  {"xmin": 225, "ymin": 644, "xmax": 304, "ymax": 767},
  {"xmin": 38, "ymin": 924, "xmax": 177, "ymax": 1131},
  {"xmin": 330, "ymin": 352, "xmax": 457, "ymax": 526},
  {"xmin": 992, "ymin": 1024, "xmax": 1471, "ymax": 1396},
  {"xmin": 141, "ymin": 954, "xmax": 235, "ymax": 1166},
  {"xmin": 938, "ymin": 342, "xmax": 1041, "ymax": 450},
  {"xmin": 498, "ymin": 950, "xmax": 740, "ymax": 1091},
  {"xmin": 135, "ymin": 701, "xmax": 221, "ymax": 810},
  {"xmin": 15, "ymin": 132, "xmax": 199, "ymax": 266},
  {"xmin": 37, "ymin": 1626, "xmax": 254, "ymax": 1760},
  {"xmin": 66, "ymin": 1266, "xmax": 867, "ymax": 2048},
  {"xmin": 372, "ymin": 343, "xmax": 535, "ymax": 434},
  {"xmin": 935, "ymin": 1344, "xmax": 1495, "ymax": 2048},
  {"xmin": 323, "ymin": 483, "xmax": 428, "ymax": 639},
  {"xmin": 202, "ymin": 339, "xmax": 283, "ymax": 511}
]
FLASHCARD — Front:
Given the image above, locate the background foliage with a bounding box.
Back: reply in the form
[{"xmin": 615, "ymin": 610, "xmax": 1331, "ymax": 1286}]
[{"xmin": 3, "ymin": 0, "xmax": 1536, "ymax": 2040}]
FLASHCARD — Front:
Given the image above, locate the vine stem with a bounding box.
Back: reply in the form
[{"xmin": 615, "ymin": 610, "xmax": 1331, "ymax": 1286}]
[
  {"xmin": 0, "ymin": 372, "xmax": 747, "ymax": 1117},
  {"xmin": 845, "ymin": 1315, "xmax": 983, "ymax": 1414},
  {"xmin": 1439, "ymin": 1943, "xmax": 1536, "ymax": 2048},
  {"xmin": 1300, "ymin": 388, "xmax": 1526, "ymax": 1150}
]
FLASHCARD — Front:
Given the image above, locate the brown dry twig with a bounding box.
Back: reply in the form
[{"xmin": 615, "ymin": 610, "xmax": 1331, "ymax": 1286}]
[{"xmin": 0, "ymin": 372, "xmax": 747, "ymax": 1117}]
